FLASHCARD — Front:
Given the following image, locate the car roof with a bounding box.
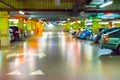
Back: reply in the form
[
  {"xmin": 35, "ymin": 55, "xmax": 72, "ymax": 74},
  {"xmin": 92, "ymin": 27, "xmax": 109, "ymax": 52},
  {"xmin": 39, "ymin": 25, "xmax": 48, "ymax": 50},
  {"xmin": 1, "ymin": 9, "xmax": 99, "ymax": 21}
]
[{"xmin": 105, "ymin": 29, "xmax": 120, "ymax": 35}]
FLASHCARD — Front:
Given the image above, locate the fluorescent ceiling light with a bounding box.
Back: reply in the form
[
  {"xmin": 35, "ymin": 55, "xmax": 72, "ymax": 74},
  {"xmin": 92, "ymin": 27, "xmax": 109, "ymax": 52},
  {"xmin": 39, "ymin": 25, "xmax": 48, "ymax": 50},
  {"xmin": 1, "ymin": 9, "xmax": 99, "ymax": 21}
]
[
  {"xmin": 19, "ymin": 11, "xmax": 24, "ymax": 14},
  {"xmin": 9, "ymin": 19, "xmax": 18, "ymax": 22},
  {"xmin": 77, "ymin": 21, "xmax": 81, "ymax": 23},
  {"xmin": 113, "ymin": 21, "xmax": 120, "ymax": 23},
  {"xmin": 99, "ymin": 22, "xmax": 108, "ymax": 24},
  {"xmin": 67, "ymin": 18, "xmax": 70, "ymax": 20},
  {"xmin": 29, "ymin": 17, "xmax": 31, "ymax": 19},
  {"xmin": 100, "ymin": 1, "xmax": 113, "ymax": 8},
  {"xmin": 85, "ymin": 5, "xmax": 97, "ymax": 8}
]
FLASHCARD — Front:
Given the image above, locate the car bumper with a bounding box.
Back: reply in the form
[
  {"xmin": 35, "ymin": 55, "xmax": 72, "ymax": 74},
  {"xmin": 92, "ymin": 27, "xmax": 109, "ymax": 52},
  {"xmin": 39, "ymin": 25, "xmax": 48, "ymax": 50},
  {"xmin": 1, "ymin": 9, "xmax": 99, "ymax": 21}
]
[{"xmin": 101, "ymin": 43, "xmax": 117, "ymax": 50}]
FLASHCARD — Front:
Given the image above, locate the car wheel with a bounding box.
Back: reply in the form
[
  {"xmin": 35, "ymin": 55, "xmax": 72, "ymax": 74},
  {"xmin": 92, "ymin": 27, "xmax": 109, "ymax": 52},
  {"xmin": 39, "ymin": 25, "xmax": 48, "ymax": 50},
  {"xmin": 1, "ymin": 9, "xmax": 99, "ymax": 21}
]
[
  {"xmin": 115, "ymin": 45, "xmax": 120, "ymax": 55},
  {"xmin": 86, "ymin": 36, "xmax": 90, "ymax": 40},
  {"xmin": 117, "ymin": 45, "xmax": 120, "ymax": 54},
  {"xmin": 97, "ymin": 39, "xmax": 101, "ymax": 44}
]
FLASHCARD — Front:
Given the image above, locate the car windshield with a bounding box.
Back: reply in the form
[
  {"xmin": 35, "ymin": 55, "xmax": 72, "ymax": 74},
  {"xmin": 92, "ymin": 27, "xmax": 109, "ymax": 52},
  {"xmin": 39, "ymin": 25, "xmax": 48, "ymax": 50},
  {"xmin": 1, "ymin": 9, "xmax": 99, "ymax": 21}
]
[{"xmin": 102, "ymin": 27, "xmax": 120, "ymax": 33}]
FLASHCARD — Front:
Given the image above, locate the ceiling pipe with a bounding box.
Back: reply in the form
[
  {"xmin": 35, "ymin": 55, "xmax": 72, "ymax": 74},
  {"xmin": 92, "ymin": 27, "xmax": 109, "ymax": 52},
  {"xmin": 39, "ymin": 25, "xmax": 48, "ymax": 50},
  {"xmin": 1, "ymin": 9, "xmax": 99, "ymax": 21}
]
[
  {"xmin": 1, "ymin": 8, "xmax": 120, "ymax": 13},
  {"xmin": 71, "ymin": 0, "xmax": 93, "ymax": 16},
  {"xmin": 85, "ymin": 0, "xmax": 104, "ymax": 8},
  {"xmin": 0, "ymin": 0, "xmax": 16, "ymax": 9},
  {"xmin": 71, "ymin": 0, "xmax": 86, "ymax": 16}
]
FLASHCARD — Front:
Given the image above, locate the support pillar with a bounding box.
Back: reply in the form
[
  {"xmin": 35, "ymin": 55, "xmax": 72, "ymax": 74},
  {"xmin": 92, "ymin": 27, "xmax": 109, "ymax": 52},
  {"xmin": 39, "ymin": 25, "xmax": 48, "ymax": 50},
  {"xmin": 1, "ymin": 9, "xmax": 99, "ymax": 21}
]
[
  {"xmin": 0, "ymin": 11, "xmax": 10, "ymax": 46},
  {"xmin": 92, "ymin": 18, "xmax": 101, "ymax": 34},
  {"xmin": 18, "ymin": 19, "xmax": 24, "ymax": 40}
]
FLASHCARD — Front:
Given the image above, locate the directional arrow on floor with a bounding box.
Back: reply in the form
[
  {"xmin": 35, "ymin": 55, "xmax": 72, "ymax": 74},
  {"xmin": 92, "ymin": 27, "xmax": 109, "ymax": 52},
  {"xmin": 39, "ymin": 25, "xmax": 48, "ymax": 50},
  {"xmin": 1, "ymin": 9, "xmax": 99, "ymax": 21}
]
[
  {"xmin": 7, "ymin": 70, "xmax": 22, "ymax": 75},
  {"xmin": 30, "ymin": 70, "xmax": 44, "ymax": 75},
  {"xmin": 34, "ymin": 52, "xmax": 46, "ymax": 59},
  {"xmin": 6, "ymin": 52, "xmax": 46, "ymax": 60},
  {"xmin": 6, "ymin": 53, "xmax": 17, "ymax": 59},
  {"xmin": 6, "ymin": 52, "xmax": 46, "ymax": 75}
]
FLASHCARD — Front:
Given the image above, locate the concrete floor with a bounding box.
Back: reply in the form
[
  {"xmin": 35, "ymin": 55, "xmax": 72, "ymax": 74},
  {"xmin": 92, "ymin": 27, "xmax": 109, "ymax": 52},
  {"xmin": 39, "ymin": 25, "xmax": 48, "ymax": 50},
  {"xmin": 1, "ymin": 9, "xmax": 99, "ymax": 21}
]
[{"xmin": 0, "ymin": 32, "xmax": 120, "ymax": 80}]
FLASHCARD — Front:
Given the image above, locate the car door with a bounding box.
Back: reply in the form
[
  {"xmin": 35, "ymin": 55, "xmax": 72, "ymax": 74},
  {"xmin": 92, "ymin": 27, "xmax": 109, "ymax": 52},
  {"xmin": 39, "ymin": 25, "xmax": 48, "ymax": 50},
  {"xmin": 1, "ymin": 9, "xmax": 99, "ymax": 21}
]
[{"xmin": 108, "ymin": 30, "xmax": 120, "ymax": 48}]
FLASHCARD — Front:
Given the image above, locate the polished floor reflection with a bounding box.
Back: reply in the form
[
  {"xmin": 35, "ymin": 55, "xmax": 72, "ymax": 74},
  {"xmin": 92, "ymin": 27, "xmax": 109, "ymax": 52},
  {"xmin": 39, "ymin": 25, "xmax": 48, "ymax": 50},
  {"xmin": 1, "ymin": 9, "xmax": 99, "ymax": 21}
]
[{"xmin": 0, "ymin": 32, "xmax": 120, "ymax": 80}]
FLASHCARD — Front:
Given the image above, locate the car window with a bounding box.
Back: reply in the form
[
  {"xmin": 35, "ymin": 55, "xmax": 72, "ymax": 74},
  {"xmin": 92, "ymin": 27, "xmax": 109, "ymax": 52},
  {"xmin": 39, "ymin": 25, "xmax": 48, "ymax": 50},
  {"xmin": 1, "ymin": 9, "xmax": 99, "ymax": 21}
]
[
  {"xmin": 102, "ymin": 27, "xmax": 119, "ymax": 34},
  {"xmin": 109, "ymin": 30, "xmax": 120, "ymax": 38}
]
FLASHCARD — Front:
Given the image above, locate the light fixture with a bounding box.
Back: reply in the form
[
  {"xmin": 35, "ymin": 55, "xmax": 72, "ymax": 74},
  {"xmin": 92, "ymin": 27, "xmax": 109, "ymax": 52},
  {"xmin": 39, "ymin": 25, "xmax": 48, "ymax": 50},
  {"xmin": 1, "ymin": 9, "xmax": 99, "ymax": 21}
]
[
  {"xmin": 19, "ymin": 10, "xmax": 24, "ymax": 14},
  {"xmin": 100, "ymin": 1, "xmax": 113, "ymax": 8},
  {"xmin": 77, "ymin": 21, "xmax": 81, "ymax": 23},
  {"xmin": 67, "ymin": 18, "xmax": 70, "ymax": 21},
  {"xmin": 99, "ymin": 22, "xmax": 109, "ymax": 24},
  {"xmin": 29, "ymin": 17, "xmax": 31, "ymax": 19},
  {"xmin": 9, "ymin": 19, "xmax": 18, "ymax": 22},
  {"xmin": 113, "ymin": 21, "xmax": 120, "ymax": 23}
]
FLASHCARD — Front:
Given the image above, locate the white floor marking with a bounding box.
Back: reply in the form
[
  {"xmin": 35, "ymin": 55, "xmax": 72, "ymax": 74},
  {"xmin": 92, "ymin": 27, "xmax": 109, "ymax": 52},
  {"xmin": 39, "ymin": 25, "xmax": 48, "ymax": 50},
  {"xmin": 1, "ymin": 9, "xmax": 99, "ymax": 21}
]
[
  {"xmin": 30, "ymin": 70, "xmax": 44, "ymax": 75},
  {"xmin": 6, "ymin": 53, "xmax": 24, "ymax": 59},
  {"xmin": 7, "ymin": 70, "xmax": 22, "ymax": 75},
  {"xmin": 6, "ymin": 52, "xmax": 46, "ymax": 75},
  {"xmin": 6, "ymin": 53, "xmax": 17, "ymax": 59},
  {"xmin": 6, "ymin": 52, "xmax": 46, "ymax": 59},
  {"xmin": 38, "ymin": 52, "xmax": 46, "ymax": 59}
]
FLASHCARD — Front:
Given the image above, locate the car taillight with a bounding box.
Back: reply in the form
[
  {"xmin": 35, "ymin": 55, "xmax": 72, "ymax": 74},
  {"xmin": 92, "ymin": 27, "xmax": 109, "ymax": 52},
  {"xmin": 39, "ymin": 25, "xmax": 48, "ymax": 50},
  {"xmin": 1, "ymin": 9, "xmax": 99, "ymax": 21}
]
[{"xmin": 104, "ymin": 35, "xmax": 109, "ymax": 43}]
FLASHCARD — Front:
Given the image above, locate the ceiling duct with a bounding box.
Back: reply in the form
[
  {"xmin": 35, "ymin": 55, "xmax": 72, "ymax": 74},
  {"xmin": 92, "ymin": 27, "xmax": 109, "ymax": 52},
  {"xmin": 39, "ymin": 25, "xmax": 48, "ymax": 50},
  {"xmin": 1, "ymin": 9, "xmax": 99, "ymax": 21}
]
[
  {"xmin": 85, "ymin": 0, "xmax": 104, "ymax": 8},
  {"xmin": 90, "ymin": 0, "xmax": 104, "ymax": 5},
  {"xmin": 86, "ymin": 0, "xmax": 92, "ymax": 5},
  {"xmin": 0, "ymin": 0, "xmax": 16, "ymax": 9},
  {"xmin": 71, "ymin": 0, "xmax": 85, "ymax": 16},
  {"xmin": 72, "ymin": 3, "xmax": 80, "ymax": 16}
]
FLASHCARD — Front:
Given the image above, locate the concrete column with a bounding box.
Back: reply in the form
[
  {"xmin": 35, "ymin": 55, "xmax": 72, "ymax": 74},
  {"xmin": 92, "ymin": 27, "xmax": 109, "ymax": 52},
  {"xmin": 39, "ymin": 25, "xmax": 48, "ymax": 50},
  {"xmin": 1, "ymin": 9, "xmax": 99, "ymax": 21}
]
[
  {"xmin": 18, "ymin": 19, "xmax": 24, "ymax": 40},
  {"xmin": 0, "ymin": 11, "xmax": 10, "ymax": 46},
  {"xmin": 92, "ymin": 18, "xmax": 101, "ymax": 34},
  {"xmin": 26, "ymin": 20, "xmax": 32, "ymax": 36}
]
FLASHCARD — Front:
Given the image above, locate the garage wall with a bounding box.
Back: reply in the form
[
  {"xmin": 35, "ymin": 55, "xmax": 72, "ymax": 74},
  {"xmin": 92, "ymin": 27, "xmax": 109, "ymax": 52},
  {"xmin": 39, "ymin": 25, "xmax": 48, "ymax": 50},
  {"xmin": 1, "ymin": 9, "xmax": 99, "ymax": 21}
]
[{"xmin": 44, "ymin": 24, "xmax": 64, "ymax": 32}]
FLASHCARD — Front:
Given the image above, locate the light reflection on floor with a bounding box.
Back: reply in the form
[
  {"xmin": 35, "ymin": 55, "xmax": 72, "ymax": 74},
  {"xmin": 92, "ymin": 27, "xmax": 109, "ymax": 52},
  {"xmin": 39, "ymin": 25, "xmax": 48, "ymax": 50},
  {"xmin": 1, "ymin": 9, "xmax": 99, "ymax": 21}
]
[{"xmin": 0, "ymin": 32, "xmax": 120, "ymax": 80}]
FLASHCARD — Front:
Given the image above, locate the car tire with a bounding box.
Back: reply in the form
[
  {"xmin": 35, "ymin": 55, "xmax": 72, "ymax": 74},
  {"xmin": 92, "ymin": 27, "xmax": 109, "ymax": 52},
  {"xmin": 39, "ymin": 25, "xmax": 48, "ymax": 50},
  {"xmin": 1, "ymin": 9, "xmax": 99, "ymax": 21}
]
[
  {"xmin": 86, "ymin": 36, "xmax": 90, "ymax": 40},
  {"xmin": 115, "ymin": 45, "xmax": 120, "ymax": 55}
]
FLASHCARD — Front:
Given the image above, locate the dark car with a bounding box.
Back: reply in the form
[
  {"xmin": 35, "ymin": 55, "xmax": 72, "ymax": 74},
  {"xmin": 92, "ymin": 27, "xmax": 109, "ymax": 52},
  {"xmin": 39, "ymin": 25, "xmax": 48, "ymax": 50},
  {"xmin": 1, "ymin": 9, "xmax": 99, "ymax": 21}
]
[
  {"xmin": 9, "ymin": 26, "xmax": 21, "ymax": 41},
  {"xmin": 93, "ymin": 27, "xmax": 120, "ymax": 44}
]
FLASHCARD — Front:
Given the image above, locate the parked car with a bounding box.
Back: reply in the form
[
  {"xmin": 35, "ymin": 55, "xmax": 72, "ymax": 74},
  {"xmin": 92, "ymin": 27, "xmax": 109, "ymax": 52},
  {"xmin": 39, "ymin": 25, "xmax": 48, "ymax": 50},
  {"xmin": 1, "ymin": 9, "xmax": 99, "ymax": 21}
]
[
  {"xmin": 93, "ymin": 27, "xmax": 120, "ymax": 44},
  {"xmin": 71, "ymin": 28, "xmax": 82, "ymax": 38},
  {"xmin": 74, "ymin": 31, "xmax": 82, "ymax": 38},
  {"xmin": 9, "ymin": 28, "xmax": 14, "ymax": 41},
  {"xmin": 70, "ymin": 29, "xmax": 77, "ymax": 35},
  {"xmin": 9, "ymin": 26, "xmax": 21, "ymax": 41},
  {"xmin": 79, "ymin": 29, "xmax": 93, "ymax": 40},
  {"xmin": 100, "ymin": 29, "xmax": 120, "ymax": 55}
]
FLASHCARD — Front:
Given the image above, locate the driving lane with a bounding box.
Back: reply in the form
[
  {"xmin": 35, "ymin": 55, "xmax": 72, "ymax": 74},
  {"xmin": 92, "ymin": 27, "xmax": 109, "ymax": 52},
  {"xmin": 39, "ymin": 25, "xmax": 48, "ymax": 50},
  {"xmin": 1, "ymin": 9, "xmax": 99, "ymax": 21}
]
[{"xmin": 0, "ymin": 32, "xmax": 120, "ymax": 80}]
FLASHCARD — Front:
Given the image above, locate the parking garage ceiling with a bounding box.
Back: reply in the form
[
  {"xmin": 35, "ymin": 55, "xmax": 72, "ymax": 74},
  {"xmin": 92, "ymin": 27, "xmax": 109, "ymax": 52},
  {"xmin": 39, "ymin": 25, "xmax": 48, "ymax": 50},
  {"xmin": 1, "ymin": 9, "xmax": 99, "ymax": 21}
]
[{"xmin": 0, "ymin": 0, "xmax": 120, "ymax": 20}]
